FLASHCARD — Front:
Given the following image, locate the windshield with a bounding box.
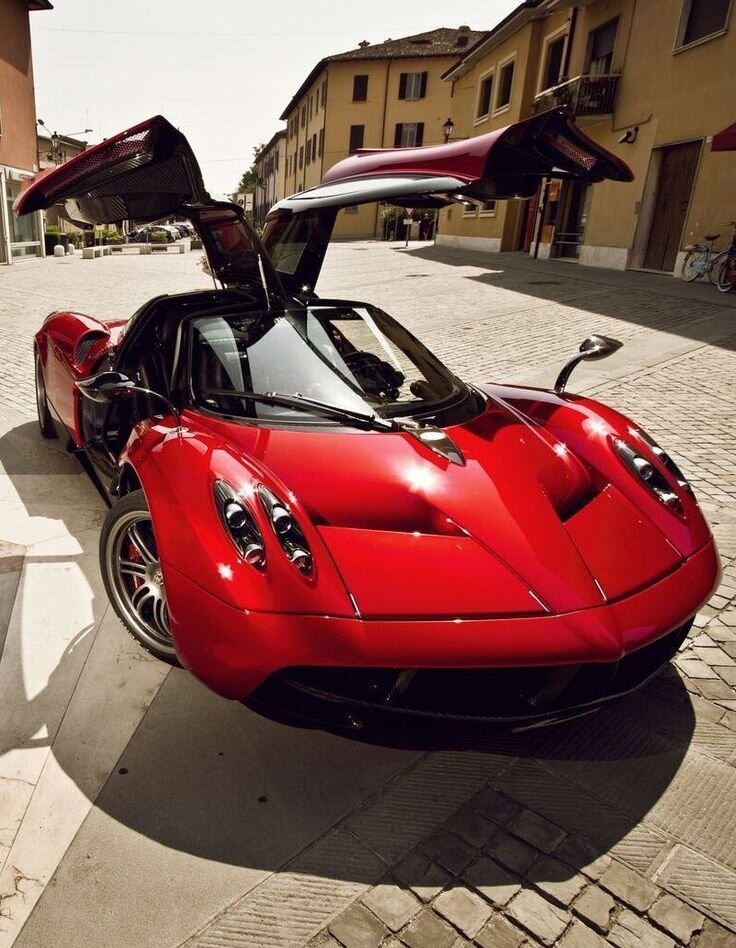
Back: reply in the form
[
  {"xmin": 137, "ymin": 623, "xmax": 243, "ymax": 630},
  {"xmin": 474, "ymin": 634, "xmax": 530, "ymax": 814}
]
[{"xmin": 189, "ymin": 304, "xmax": 471, "ymax": 425}]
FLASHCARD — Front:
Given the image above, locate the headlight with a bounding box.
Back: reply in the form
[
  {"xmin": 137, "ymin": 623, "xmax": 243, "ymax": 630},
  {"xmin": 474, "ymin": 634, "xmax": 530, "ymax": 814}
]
[
  {"xmin": 258, "ymin": 485, "xmax": 313, "ymax": 575},
  {"xmin": 634, "ymin": 429, "xmax": 691, "ymax": 491},
  {"xmin": 613, "ymin": 439, "xmax": 683, "ymax": 514},
  {"xmin": 213, "ymin": 480, "xmax": 266, "ymax": 568}
]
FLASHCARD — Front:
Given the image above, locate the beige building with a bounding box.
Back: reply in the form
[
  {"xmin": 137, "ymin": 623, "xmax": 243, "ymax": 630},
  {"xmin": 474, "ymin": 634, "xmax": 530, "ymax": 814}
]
[
  {"xmin": 439, "ymin": 0, "xmax": 736, "ymax": 275},
  {"xmin": 0, "ymin": 0, "xmax": 51, "ymax": 263},
  {"xmin": 279, "ymin": 27, "xmax": 484, "ymax": 238},
  {"xmin": 253, "ymin": 129, "xmax": 287, "ymax": 228}
]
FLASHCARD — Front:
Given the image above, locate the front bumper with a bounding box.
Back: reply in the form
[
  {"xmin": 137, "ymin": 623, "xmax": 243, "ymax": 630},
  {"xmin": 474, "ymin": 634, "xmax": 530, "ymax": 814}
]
[{"xmin": 165, "ymin": 538, "xmax": 719, "ymax": 702}]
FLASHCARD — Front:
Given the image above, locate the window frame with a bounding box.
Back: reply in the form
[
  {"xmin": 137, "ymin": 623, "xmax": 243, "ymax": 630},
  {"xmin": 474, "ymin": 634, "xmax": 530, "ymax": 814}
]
[
  {"xmin": 474, "ymin": 68, "xmax": 495, "ymax": 125},
  {"xmin": 399, "ymin": 71, "xmax": 428, "ymax": 101},
  {"xmin": 585, "ymin": 17, "xmax": 619, "ymax": 74},
  {"xmin": 537, "ymin": 25, "xmax": 569, "ymax": 93},
  {"xmin": 479, "ymin": 200, "xmax": 497, "ymax": 217},
  {"xmin": 394, "ymin": 122, "xmax": 424, "ymax": 148},
  {"xmin": 349, "ymin": 124, "xmax": 365, "ymax": 154},
  {"xmin": 352, "ymin": 74, "xmax": 369, "ymax": 101},
  {"xmin": 674, "ymin": 0, "xmax": 732, "ymax": 50},
  {"xmin": 494, "ymin": 54, "xmax": 516, "ymax": 114}
]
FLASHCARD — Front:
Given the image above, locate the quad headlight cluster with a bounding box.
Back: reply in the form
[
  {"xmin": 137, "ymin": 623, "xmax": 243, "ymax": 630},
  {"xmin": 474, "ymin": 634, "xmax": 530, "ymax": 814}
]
[
  {"xmin": 214, "ymin": 480, "xmax": 267, "ymax": 567},
  {"xmin": 613, "ymin": 436, "xmax": 689, "ymax": 514},
  {"xmin": 213, "ymin": 480, "xmax": 313, "ymax": 575},
  {"xmin": 257, "ymin": 485, "xmax": 313, "ymax": 575}
]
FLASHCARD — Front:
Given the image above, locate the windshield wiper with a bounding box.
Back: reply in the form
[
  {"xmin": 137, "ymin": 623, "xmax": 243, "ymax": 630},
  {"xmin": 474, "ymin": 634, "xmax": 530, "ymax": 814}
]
[{"xmin": 199, "ymin": 388, "xmax": 398, "ymax": 432}]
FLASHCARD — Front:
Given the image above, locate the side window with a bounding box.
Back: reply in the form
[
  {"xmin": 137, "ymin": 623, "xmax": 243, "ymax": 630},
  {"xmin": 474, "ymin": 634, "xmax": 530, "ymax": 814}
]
[
  {"xmin": 353, "ymin": 74, "xmax": 369, "ymax": 101},
  {"xmin": 398, "ymin": 72, "xmax": 428, "ymax": 100},
  {"xmin": 541, "ymin": 33, "xmax": 566, "ymax": 90},
  {"xmin": 496, "ymin": 60, "xmax": 515, "ymax": 110},
  {"xmin": 476, "ymin": 73, "xmax": 493, "ymax": 120},
  {"xmin": 676, "ymin": 0, "xmax": 731, "ymax": 46},
  {"xmin": 394, "ymin": 123, "xmax": 424, "ymax": 147},
  {"xmin": 349, "ymin": 124, "xmax": 365, "ymax": 153}
]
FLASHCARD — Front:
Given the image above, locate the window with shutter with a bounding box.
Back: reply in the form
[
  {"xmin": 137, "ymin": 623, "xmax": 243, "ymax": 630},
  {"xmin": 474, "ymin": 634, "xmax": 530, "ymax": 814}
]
[
  {"xmin": 349, "ymin": 124, "xmax": 365, "ymax": 153},
  {"xmin": 496, "ymin": 60, "xmax": 515, "ymax": 109},
  {"xmin": 399, "ymin": 72, "xmax": 427, "ymax": 100},
  {"xmin": 353, "ymin": 75, "xmax": 369, "ymax": 101},
  {"xmin": 587, "ymin": 19, "xmax": 618, "ymax": 74},
  {"xmin": 318, "ymin": 128, "xmax": 324, "ymax": 157},
  {"xmin": 394, "ymin": 123, "xmax": 424, "ymax": 147}
]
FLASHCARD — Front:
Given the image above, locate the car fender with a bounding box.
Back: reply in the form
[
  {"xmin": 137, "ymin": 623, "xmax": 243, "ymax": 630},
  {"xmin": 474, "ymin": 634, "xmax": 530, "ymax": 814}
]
[
  {"xmin": 120, "ymin": 417, "xmax": 355, "ymax": 621},
  {"xmin": 487, "ymin": 384, "xmax": 712, "ymax": 558}
]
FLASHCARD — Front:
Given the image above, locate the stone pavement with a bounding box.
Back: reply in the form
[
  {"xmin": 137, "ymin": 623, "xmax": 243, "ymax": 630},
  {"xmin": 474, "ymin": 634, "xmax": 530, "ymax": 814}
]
[{"xmin": 0, "ymin": 245, "xmax": 734, "ymax": 947}]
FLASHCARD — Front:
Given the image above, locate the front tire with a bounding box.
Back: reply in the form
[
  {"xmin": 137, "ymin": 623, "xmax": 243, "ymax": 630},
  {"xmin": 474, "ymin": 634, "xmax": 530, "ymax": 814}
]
[
  {"xmin": 35, "ymin": 350, "xmax": 57, "ymax": 439},
  {"xmin": 100, "ymin": 489, "xmax": 180, "ymax": 665},
  {"xmin": 716, "ymin": 256, "xmax": 736, "ymax": 293},
  {"xmin": 681, "ymin": 248, "xmax": 706, "ymax": 282}
]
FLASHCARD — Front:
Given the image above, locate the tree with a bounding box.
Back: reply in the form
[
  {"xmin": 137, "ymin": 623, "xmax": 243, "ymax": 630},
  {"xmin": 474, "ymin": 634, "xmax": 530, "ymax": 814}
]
[{"xmin": 237, "ymin": 143, "xmax": 264, "ymax": 195}]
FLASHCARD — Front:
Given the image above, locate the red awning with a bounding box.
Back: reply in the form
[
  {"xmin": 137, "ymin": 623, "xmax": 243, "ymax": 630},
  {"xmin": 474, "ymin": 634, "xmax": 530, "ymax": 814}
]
[{"xmin": 712, "ymin": 121, "xmax": 736, "ymax": 152}]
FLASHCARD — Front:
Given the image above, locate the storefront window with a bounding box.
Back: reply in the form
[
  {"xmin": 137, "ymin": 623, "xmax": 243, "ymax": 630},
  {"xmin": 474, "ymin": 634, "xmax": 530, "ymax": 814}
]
[{"xmin": 5, "ymin": 177, "xmax": 41, "ymax": 258}]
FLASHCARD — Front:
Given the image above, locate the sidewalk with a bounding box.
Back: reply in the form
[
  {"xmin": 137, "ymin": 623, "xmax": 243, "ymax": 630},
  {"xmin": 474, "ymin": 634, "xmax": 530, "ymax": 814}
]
[{"xmin": 0, "ymin": 246, "xmax": 734, "ymax": 947}]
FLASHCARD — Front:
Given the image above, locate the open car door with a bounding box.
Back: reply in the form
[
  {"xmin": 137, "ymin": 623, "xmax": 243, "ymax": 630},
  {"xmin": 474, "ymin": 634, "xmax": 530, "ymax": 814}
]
[
  {"xmin": 14, "ymin": 115, "xmax": 278, "ymax": 294},
  {"xmin": 262, "ymin": 108, "xmax": 633, "ymax": 296}
]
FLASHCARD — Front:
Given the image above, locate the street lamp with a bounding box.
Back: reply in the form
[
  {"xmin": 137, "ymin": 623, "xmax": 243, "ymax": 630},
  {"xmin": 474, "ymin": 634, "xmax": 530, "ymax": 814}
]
[
  {"xmin": 37, "ymin": 119, "xmax": 93, "ymax": 164},
  {"xmin": 443, "ymin": 117, "xmax": 455, "ymax": 143}
]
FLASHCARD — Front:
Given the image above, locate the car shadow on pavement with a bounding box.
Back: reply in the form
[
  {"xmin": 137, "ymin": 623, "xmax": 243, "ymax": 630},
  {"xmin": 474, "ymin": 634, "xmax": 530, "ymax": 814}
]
[
  {"xmin": 401, "ymin": 246, "xmax": 736, "ymax": 353},
  {"xmin": 0, "ymin": 419, "xmax": 696, "ymax": 898}
]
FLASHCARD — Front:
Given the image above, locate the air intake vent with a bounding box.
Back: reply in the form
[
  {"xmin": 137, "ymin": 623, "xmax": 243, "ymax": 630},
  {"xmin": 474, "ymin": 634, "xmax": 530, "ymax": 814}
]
[{"xmin": 75, "ymin": 331, "xmax": 107, "ymax": 366}]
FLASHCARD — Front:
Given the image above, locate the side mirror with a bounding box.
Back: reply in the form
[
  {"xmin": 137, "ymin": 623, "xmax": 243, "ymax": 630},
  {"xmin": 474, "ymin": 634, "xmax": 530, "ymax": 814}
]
[
  {"xmin": 554, "ymin": 335, "xmax": 623, "ymax": 394},
  {"xmin": 76, "ymin": 371, "xmax": 180, "ymax": 425},
  {"xmin": 76, "ymin": 371, "xmax": 137, "ymax": 403}
]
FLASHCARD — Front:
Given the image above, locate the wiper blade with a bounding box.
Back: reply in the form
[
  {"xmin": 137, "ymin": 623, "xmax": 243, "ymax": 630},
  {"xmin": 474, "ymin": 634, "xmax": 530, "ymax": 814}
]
[{"xmin": 199, "ymin": 388, "xmax": 397, "ymax": 432}]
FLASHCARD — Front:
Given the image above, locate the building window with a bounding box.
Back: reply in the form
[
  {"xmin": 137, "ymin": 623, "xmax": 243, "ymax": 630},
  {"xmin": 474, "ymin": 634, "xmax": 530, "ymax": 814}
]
[
  {"xmin": 541, "ymin": 32, "xmax": 567, "ymax": 90},
  {"xmin": 462, "ymin": 204, "xmax": 477, "ymax": 218},
  {"xmin": 398, "ymin": 71, "xmax": 427, "ymax": 100},
  {"xmin": 312, "ymin": 133, "xmax": 317, "ymax": 161},
  {"xmin": 587, "ymin": 19, "xmax": 618, "ymax": 74},
  {"xmin": 343, "ymin": 206, "xmax": 359, "ymax": 214},
  {"xmin": 496, "ymin": 59, "xmax": 515, "ymax": 110},
  {"xmin": 479, "ymin": 200, "xmax": 497, "ymax": 216},
  {"xmin": 353, "ymin": 74, "xmax": 369, "ymax": 101},
  {"xmin": 349, "ymin": 124, "xmax": 365, "ymax": 153},
  {"xmin": 299, "ymin": 146, "xmax": 304, "ymax": 169},
  {"xmin": 676, "ymin": 0, "xmax": 731, "ymax": 46},
  {"xmin": 300, "ymin": 105, "xmax": 306, "ymax": 128},
  {"xmin": 394, "ymin": 122, "xmax": 424, "ymax": 147},
  {"xmin": 476, "ymin": 72, "xmax": 493, "ymax": 119},
  {"xmin": 305, "ymin": 141, "xmax": 311, "ymax": 165},
  {"xmin": 321, "ymin": 80, "xmax": 327, "ymax": 108},
  {"xmin": 318, "ymin": 128, "xmax": 324, "ymax": 157}
]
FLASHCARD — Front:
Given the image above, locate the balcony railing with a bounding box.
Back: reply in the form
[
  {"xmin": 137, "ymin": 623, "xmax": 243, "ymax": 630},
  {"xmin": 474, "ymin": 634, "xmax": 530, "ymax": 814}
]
[{"xmin": 532, "ymin": 74, "xmax": 619, "ymax": 118}]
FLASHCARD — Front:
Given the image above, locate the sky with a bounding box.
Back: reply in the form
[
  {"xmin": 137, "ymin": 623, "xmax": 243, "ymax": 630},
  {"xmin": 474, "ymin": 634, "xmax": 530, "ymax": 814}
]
[{"xmin": 30, "ymin": 0, "xmax": 518, "ymax": 196}]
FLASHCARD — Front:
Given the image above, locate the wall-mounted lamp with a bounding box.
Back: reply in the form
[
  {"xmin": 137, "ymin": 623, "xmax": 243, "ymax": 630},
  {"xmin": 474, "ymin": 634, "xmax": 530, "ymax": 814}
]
[
  {"xmin": 618, "ymin": 126, "xmax": 639, "ymax": 145},
  {"xmin": 443, "ymin": 117, "xmax": 455, "ymax": 143}
]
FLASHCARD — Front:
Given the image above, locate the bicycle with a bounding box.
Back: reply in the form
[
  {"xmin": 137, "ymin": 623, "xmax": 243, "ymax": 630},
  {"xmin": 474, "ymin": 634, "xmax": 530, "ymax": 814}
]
[
  {"xmin": 715, "ymin": 232, "xmax": 736, "ymax": 293},
  {"xmin": 681, "ymin": 222, "xmax": 736, "ymax": 284}
]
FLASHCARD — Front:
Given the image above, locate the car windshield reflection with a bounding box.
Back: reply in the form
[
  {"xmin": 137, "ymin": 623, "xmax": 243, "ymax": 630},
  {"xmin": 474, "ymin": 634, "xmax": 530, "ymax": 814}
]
[{"xmin": 189, "ymin": 305, "xmax": 469, "ymax": 424}]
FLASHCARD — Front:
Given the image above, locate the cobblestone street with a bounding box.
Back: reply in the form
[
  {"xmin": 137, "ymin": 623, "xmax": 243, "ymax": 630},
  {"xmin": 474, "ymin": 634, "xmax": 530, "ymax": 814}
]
[{"xmin": 0, "ymin": 243, "xmax": 735, "ymax": 948}]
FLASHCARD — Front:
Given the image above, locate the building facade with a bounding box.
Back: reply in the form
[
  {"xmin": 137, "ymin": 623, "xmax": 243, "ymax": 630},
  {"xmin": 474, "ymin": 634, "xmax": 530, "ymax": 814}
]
[
  {"xmin": 37, "ymin": 128, "xmax": 87, "ymax": 232},
  {"xmin": 0, "ymin": 0, "xmax": 51, "ymax": 264},
  {"xmin": 438, "ymin": 0, "xmax": 736, "ymax": 275},
  {"xmin": 279, "ymin": 28, "xmax": 484, "ymax": 238},
  {"xmin": 253, "ymin": 129, "xmax": 286, "ymax": 228}
]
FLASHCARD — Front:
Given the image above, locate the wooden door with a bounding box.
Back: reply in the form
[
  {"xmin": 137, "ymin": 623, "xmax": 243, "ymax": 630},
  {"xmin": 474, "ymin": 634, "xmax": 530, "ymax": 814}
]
[{"xmin": 644, "ymin": 141, "xmax": 701, "ymax": 271}]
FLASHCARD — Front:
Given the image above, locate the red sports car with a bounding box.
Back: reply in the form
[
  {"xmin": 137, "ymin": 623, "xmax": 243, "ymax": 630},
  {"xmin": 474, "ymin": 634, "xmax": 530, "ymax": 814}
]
[{"xmin": 15, "ymin": 111, "xmax": 720, "ymax": 728}]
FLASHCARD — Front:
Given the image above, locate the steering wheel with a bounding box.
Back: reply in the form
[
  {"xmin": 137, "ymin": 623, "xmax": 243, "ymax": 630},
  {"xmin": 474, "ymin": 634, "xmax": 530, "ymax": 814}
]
[{"xmin": 343, "ymin": 351, "xmax": 405, "ymax": 400}]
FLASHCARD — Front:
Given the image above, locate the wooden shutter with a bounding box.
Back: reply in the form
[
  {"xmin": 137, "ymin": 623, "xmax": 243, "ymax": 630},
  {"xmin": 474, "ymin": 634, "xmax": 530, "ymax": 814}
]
[
  {"xmin": 420, "ymin": 72, "xmax": 428, "ymax": 98},
  {"xmin": 415, "ymin": 123, "xmax": 424, "ymax": 147},
  {"xmin": 644, "ymin": 141, "xmax": 701, "ymax": 271},
  {"xmin": 394, "ymin": 124, "xmax": 403, "ymax": 147},
  {"xmin": 398, "ymin": 73, "xmax": 407, "ymax": 99},
  {"xmin": 349, "ymin": 125, "xmax": 365, "ymax": 153}
]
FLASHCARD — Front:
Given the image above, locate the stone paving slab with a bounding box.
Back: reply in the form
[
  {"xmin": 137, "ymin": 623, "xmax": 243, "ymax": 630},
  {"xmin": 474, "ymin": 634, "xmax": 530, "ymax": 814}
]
[{"xmin": 0, "ymin": 245, "xmax": 734, "ymax": 946}]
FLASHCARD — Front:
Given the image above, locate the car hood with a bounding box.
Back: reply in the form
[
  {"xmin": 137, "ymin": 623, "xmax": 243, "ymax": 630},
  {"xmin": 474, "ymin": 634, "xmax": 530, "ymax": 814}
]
[
  {"xmin": 192, "ymin": 393, "xmax": 683, "ymax": 620},
  {"xmin": 262, "ymin": 108, "xmax": 633, "ymax": 296},
  {"xmin": 13, "ymin": 115, "xmax": 280, "ymax": 293}
]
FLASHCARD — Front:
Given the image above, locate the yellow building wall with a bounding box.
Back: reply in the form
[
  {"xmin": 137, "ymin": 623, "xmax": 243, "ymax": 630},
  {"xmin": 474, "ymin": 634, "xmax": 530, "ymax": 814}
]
[
  {"xmin": 437, "ymin": 20, "xmax": 544, "ymax": 251},
  {"xmin": 560, "ymin": 0, "xmax": 736, "ymax": 267}
]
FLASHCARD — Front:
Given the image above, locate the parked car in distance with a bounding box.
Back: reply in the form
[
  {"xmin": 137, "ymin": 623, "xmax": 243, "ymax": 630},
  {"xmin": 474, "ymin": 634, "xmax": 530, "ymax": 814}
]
[{"xmin": 15, "ymin": 112, "xmax": 720, "ymax": 732}]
